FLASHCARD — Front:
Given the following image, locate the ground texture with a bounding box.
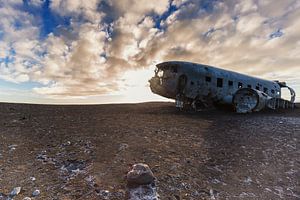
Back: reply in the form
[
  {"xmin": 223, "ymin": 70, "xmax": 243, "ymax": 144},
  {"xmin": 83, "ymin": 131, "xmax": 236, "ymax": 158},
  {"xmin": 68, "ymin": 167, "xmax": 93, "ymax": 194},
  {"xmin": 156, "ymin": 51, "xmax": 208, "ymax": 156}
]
[{"xmin": 0, "ymin": 102, "xmax": 299, "ymax": 200}]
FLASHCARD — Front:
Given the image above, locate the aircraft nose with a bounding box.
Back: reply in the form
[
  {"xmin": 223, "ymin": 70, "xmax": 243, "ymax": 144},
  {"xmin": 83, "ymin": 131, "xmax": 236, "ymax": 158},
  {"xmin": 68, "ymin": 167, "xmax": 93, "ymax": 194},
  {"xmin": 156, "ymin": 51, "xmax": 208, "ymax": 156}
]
[{"xmin": 149, "ymin": 77, "xmax": 159, "ymax": 91}]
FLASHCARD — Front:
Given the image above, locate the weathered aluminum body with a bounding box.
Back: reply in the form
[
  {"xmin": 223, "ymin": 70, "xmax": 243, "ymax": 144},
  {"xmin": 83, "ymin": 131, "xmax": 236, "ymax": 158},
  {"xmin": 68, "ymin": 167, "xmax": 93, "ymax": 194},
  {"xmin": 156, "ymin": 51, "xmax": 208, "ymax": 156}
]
[{"xmin": 149, "ymin": 61, "xmax": 296, "ymax": 113}]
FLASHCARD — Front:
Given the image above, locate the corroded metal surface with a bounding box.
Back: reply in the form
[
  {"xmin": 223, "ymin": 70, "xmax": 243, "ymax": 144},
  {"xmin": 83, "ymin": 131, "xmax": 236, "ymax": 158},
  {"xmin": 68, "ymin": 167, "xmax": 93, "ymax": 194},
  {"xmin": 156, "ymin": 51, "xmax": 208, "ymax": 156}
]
[{"xmin": 149, "ymin": 61, "xmax": 296, "ymax": 113}]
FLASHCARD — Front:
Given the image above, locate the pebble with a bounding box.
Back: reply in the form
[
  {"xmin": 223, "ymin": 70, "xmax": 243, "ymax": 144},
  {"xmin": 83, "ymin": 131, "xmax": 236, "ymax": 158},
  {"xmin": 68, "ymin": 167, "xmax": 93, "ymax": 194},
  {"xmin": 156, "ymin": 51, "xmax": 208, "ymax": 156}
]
[
  {"xmin": 96, "ymin": 190, "xmax": 110, "ymax": 199},
  {"xmin": 23, "ymin": 197, "xmax": 31, "ymax": 200},
  {"xmin": 210, "ymin": 189, "xmax": 216, "ymax": 200},
  {"xmin": 8, "ymin": 145, "xmax": 17, "ymax": 152},
  {"xmin": 118, "ymin": 143, "xmax": 129, "ymax": 151},
  {"xmin": 127, "ymin": 163, "xmax": 155, "ymax": 186},
  {"xmin": 32, "ymin": 189, "xmax": 40, "ymax": 197},
  {"xmin": 244, "ymin": 176, "xmax": 252, "ymax": 184},
  {"xmin": 0, "ymin": 192, "xmax": 5, "ymax": 198},
  {"xmin": 10, "ymin": 187, "xmax": 21, "ymax": 197}
]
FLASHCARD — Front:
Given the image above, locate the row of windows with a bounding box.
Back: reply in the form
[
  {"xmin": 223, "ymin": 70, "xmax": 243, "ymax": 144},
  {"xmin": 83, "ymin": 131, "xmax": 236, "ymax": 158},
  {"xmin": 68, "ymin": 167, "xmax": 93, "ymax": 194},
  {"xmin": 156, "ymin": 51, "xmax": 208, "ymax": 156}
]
[{"xmin": 204, "ymin": 76, "xmax": 275, "ymax": 94}]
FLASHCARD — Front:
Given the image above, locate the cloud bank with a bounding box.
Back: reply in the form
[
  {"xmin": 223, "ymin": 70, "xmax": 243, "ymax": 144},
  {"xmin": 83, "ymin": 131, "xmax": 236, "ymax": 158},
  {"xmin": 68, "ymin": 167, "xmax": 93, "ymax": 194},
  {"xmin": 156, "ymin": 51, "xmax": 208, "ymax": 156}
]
[{"xmin": 0, "ymin": 0, "xmax": 299, "ymax": 100}]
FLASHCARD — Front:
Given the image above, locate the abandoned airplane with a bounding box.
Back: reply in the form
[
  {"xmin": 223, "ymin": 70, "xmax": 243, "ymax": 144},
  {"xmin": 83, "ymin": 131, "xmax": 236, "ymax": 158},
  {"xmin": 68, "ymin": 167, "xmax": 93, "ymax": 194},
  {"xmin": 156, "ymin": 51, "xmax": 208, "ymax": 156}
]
[{"xmin": 149, "ymin": 61, "xmax": 296, "ymax": 113}]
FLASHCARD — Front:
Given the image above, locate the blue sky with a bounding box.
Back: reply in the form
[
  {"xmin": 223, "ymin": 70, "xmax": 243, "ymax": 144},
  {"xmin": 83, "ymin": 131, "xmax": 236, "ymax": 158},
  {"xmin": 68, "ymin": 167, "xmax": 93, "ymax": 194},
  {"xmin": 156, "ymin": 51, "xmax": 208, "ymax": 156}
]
[{"xmin": 0, "ymin": 0, "xmax": 299, "ymax": 103}]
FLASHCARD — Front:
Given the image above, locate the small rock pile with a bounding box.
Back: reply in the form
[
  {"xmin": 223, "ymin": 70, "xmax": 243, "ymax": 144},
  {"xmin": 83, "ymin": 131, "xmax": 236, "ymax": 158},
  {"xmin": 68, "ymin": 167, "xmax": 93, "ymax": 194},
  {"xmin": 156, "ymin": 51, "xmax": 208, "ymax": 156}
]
[{"xmin": 126, "ymin": 163, "xmax": 160, "ymax": 200}]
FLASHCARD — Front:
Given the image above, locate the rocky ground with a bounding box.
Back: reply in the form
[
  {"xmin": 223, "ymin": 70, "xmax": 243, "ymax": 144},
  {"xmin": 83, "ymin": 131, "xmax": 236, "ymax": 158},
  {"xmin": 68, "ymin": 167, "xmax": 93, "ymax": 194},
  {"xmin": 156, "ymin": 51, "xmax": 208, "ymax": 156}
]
[{"xmin": 0, "ymin": 102, "xmax": 299, "ymax": 200}]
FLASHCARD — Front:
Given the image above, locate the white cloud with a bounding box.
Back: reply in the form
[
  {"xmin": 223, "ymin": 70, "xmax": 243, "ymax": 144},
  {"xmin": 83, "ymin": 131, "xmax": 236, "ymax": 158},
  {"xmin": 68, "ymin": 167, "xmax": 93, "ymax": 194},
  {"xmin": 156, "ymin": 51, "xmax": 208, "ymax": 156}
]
[
  {"xmin": 0, "ymin": 0, "xmax": 299, "ymax": 101},
  {"xmin": 236, "ymin": 13, "xmax": 265, "ymax": 34},
  {"xmin": 234, "ymin": 0, "xmax": 257, "ymax": 14},
  {"xmin": 0, "ymin": 1, "xmax": 41, "ymax": 83},
  {"xmin": 50, "ymin": 0, "xmax": 103, "ymax": 22}
]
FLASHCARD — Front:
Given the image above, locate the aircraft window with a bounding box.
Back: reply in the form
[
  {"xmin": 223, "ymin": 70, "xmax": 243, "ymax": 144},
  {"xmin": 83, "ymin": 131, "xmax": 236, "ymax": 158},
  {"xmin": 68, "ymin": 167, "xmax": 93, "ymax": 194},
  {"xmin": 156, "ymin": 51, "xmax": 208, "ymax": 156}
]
[
  {"xmin": 217, "ymin": 78, "xmax": 223, "ymax": 87},
  {"xmin": 263, "ymin": 87, "xmax": 268, "ymax": 93},
  {"xmin": 271, "ymin": 89, "xmax": 275, "ymax": 94},
  {"xmin": 228, "ymin": 80, "xmax": 233, "ymax": 86},
  {"xmin": 157, "ymin": 69, "xmax": 164, "ymax": 78},
  {"xmin": 154, "ymin": 68, "xmax": 158, "ymax": 76},
  {"xmin": 172, "ymin": 66, "xmax": 178, "ymax": 73},
  {"xmin": 205, "ymin": 76, "xmax": 211, "ymax": 82},
  {"xmin": 247, "ymin": 84, "xmax": 252, "ymax": 89},
  {"xmin": 238, "ymin": 82, "xmax": 243, "ymax": 88},
  {"xmin": 256, "ymin": 86, "xmax": 260, "ymax": 90}
]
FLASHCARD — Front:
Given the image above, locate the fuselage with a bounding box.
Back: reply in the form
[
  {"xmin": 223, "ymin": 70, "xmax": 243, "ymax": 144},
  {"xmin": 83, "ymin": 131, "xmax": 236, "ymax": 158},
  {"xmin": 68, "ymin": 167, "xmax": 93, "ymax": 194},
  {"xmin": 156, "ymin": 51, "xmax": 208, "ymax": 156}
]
[{"xmin": 149, "ymin": 61, "xmax": 282, "ymax": 105}]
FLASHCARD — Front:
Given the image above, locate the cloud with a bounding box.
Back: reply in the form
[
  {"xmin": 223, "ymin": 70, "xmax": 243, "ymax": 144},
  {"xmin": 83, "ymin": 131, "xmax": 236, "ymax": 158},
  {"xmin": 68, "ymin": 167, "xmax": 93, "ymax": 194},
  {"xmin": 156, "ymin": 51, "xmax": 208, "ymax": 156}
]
[
  {"xmin": 0, "ymin": 1, "xmax": 41, "ymax": 83},
  {"xmin": 0, "ymin": 0, "xmax": 299, "ymax": 100},
  {"xmin": 50, "ymin": 0, "xmax": 103, "ymax": 22}
]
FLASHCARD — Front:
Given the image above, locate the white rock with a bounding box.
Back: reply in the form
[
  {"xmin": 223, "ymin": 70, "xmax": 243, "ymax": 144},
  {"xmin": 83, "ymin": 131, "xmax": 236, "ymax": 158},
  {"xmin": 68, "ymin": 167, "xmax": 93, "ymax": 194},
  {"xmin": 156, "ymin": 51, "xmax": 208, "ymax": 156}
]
[
  {"xmin": 32, "ymin": 189, "xmax": 40, "ymax": 197},
  {"xmin": 129, "ymin": 185, "xmax": 160, "ymax": 200},
  {"xmin": 9, "ymin": 187, "xmax": 21, "ymax": 197},
  {"xmin": 244, "ymin": 176, "xmax": 252, "ymax": 184},
  {"xmin": 210, "ymin": 189, "xmax": 216, "ymax": 200},
  {"xmin": 23, "ymin": 197, "xmax": 31, "ymax": 200},
  {"xmin": 118, "ymin": 143, "xmax": 129, "ymax": 151},
  {"xmin": 8, "ymin": 144, "xmax": 17, "ymax": 151},
  {"xmin": 10, "ymin": 187, "xmax": 21, "ymax": 196}
]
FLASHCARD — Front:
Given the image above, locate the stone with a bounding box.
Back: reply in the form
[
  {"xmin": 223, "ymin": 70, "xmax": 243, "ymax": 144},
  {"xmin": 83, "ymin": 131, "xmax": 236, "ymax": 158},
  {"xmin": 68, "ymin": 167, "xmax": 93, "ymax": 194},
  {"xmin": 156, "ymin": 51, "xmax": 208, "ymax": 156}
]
[
  {"xmin": 118, "ymin": 143, "xmax": 129, "ymax": 151},
  {"xmin": 0, "ymin": 192, "xmax": 6, "ymax": 198},
  {"xmin": 127, "ymin": 163, "xmax": 155, "ymax": 186},
  {"xmin": 97, "ymin": 190, "xmax": 110, "ymax": 199},
  {"xmin": 23, "ymin": 197, "xmax": 31, "ymax": 200},
  {"xmin": 8, "ymin": 145, "xmax": 17, "ymax": 152},
  {"xmin": 32, "ymin": 189, "xmax": 40, "ymax": 197},
  {"xmin": 10, "ymin": 187, "xmax": 21, "ymax": 197},
  {"xmin": 128, "ymin": 184, "xmax": 160, "ymax": 200}
]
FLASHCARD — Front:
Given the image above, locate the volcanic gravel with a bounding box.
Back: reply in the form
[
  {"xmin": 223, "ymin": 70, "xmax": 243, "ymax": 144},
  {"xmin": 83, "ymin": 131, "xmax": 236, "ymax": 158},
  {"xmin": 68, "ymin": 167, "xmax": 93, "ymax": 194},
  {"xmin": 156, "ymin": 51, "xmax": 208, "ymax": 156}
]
[{"xmin": 0, "ymin": 102, "xmax": 299, "ymax": 200}]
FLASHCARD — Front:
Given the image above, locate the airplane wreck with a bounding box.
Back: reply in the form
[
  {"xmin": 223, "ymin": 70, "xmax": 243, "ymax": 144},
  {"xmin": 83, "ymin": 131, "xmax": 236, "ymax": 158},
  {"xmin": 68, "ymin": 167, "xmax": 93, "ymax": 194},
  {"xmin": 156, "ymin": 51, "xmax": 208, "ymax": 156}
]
[{"xmin": 149, "ymin": 61, "xmax": 296, "ymax": 113}]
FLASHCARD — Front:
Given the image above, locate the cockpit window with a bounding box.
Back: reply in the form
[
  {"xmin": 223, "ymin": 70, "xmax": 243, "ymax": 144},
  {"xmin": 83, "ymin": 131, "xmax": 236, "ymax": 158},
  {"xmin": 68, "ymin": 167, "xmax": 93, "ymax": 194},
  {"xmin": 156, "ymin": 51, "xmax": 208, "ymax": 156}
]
[
  {"xmin": 157, "ymin": 69, "xmax": 164, "ymax": 78},
  {"xmin": 172, "ymin": 66, "xmax": 178, "ymax": 73}
]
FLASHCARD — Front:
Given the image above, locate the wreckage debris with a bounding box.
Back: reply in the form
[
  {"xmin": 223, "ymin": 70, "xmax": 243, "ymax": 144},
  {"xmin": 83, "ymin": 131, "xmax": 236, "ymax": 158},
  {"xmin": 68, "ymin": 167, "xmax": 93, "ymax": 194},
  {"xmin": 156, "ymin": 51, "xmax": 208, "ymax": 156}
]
[{"xmin": 126, "ymin": 163, "xmax": 160, "ymax": 200}]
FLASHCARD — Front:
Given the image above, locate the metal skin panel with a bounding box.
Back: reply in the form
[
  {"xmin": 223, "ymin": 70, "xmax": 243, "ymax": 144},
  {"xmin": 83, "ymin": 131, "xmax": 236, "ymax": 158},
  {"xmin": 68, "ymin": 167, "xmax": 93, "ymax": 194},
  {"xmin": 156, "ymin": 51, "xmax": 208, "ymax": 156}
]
[
  {"xmin": 232, "ymin": 88, "xmax": 271, "ymax": 113},
  {"xmin": 149, "ymin": 61, "xmax": 295, "ymax": 112}
]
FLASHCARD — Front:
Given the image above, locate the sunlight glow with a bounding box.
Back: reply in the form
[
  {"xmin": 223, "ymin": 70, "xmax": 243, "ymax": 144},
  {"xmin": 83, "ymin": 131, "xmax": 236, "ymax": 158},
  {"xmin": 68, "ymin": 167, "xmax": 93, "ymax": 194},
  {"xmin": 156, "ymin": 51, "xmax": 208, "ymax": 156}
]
[{"xmin": 116, "ymin": 67, "xmax": 169, "ymax": 103}]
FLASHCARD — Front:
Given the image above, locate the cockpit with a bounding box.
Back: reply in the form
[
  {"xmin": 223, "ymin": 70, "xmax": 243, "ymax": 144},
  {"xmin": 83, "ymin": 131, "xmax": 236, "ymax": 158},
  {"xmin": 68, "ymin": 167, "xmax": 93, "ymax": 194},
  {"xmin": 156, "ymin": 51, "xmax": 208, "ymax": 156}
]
[
  {"xmin": 149, "ymin": 64, "xmax": 179, "ymax": 99},
  {"xmin": 154, "ymin": 68, "xmax": 164, "ymax": 78},
  {"xmin": 154, "ymin": 65, "xmax": 178, "ymax": 79}
]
